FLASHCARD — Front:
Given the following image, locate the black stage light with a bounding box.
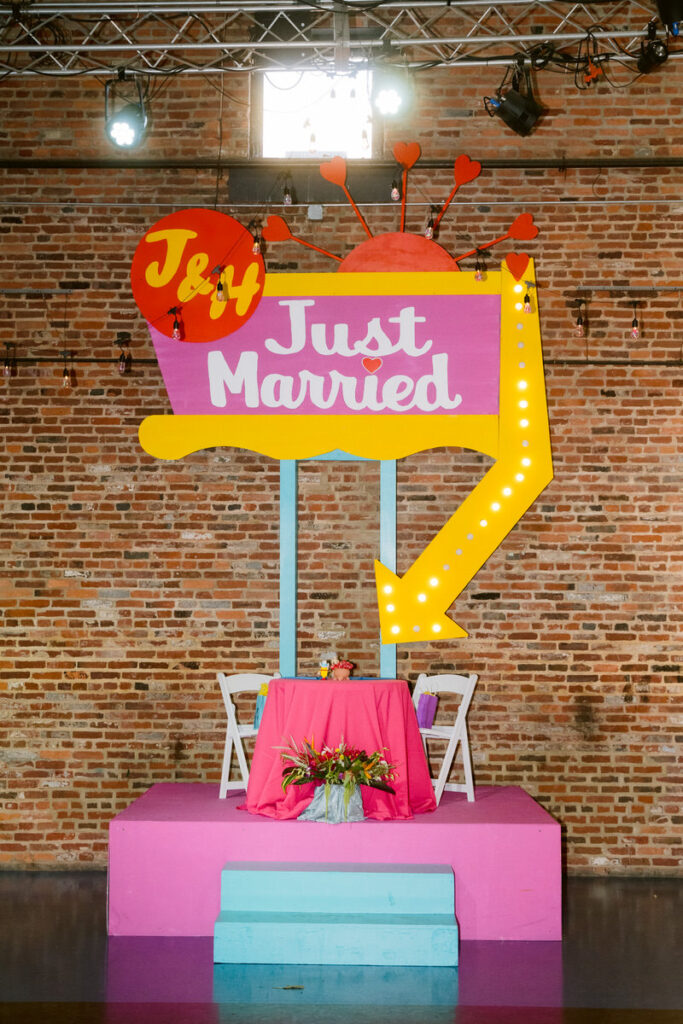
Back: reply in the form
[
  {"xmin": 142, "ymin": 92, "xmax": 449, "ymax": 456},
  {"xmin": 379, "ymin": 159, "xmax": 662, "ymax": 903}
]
[
  {"xmin": 493, "ymin": 88, "xmax": 544, "ymax": 136},
  {"xmin": 484, "ymin": 58, "xmax": 543, "ymax": 137},
  {"xmin": 637, "ymin": 21, "xmax": 669, "ymax": 73},
  {"xmin": 656, "ymin": 0, "xmax": 682, "ymax": 33},
  {"xmin": 104, "ymin": 73, "xmax": 148, "ymax": 148}
]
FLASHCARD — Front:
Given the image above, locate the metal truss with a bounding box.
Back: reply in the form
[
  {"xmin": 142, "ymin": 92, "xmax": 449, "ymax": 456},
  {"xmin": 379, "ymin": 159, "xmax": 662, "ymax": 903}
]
[{"xmin": 0, "ymin": 1, "xmax": 668, "ymax": 78}]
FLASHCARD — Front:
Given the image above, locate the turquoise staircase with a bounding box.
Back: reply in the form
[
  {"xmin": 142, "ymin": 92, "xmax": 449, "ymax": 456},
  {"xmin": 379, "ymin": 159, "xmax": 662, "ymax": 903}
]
[{"xmin": 213, "ymin": 861, "xmax": 458, "ymax": 967}]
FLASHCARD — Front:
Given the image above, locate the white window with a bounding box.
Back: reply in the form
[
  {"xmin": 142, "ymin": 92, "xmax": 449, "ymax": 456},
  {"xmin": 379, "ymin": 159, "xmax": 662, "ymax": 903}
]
[{"xmin": 262, "ymin": 70, "xmax": 373, "ymax": 159}]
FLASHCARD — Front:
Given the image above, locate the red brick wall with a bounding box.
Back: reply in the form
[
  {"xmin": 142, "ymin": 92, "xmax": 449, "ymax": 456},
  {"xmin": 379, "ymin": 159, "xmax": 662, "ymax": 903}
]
[{"xmin": 1, "ymin": 64, "xmax": 681, "ymax": 872}]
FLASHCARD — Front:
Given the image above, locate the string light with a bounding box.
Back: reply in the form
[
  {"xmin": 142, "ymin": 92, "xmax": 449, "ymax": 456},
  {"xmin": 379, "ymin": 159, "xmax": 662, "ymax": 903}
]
[
  {"xmin": 390, "ymin": 180, "xmax": 400, "ymax": 202},
  {"xmin": 424, "ymin": 206, "xmax": 438, "ymax": 240},
  {"xmin": 116, "ymin": 336, "xmax": 131, "ymax": 375},
  {"xmin": 474, "ymin": 251, "xmax": 486, "ymax": 281},
  {"xmin": 283, "ymin": 185, "xmax": 293, "ymax": 206},
  {"xmin": 169, "ymin": 307, "xmax": 183, "ymax": 341},
  {"xmin": 523, "ymin": 281, "xmax": 533, "ymax": 313},
  {"xmin": 631, "ymin": 301, "xmax": 640, "ymax": 339},
  {"xmin": 61, "ymin": 350, "xmax": 72, "ymax": 389},
  {"xmin": 575, "ymin": 300, "xmax": 586, "ymax": 338},
  {"xmin": 3, "ymin": 343, "xmax": 12, "ymax": 379}
]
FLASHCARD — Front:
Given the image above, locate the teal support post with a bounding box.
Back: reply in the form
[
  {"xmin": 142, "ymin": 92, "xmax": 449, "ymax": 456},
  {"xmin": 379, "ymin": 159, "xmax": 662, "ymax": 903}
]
[
  {"xmin": 379, "ymin": 460, "xmax": 397, "ymax": 680},
  {"xmin": 279, "ymin": 454, "xmax": 396, "ymax": 679},
  {"xmin": 279, "ymin": 460, "xmax": 298, "ymax": 678}
]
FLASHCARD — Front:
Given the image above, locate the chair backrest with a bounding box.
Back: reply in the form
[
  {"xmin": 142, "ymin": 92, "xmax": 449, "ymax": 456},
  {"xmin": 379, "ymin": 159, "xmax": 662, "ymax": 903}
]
[
  {"xmin": 413, "ymin": 672, "xmax": 478, "ymax": 724},
  {"xmin": 218, "ymin": 672, "xmax": 279, "ymax": 726}
]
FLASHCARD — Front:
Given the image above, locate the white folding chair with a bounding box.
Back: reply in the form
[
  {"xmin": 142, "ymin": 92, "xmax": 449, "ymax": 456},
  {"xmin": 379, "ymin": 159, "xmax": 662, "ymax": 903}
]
[
  {"xmin": 217, "ymin": 672, "xmax": 279, "ymax": 797},
  {"xmin": 413, "ymin": 672, "xmax": 478, "ymax": 804}
]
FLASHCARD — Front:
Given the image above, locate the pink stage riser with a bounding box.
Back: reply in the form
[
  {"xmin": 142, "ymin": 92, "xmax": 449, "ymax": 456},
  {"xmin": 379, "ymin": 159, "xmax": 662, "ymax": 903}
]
[{"xmin": 108, "ymin": 784, "xmax": 561, "ymax": 941}]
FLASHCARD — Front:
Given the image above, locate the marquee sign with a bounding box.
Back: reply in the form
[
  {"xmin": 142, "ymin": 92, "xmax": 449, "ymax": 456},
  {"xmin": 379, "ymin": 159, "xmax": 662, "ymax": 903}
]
[{"xmin": 133, "ymin": 148, "xmax": 553, "ymax": 643}]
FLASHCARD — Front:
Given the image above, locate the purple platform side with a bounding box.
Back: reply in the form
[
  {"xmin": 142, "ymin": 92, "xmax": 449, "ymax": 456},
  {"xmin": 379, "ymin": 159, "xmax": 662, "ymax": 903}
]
[{"xmin": 107, "ymin": 783, "xmax": 561, "ymax": 941}]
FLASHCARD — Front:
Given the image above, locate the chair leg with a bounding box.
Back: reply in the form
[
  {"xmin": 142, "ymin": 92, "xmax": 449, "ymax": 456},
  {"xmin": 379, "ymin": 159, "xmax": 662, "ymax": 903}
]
[
  {"xmin": 233, "ymin": 734, "xmax": 251, "ymax": 789},
  {"xmin": 461, "ymin": 729, "xmax": 475, "ymax": 801},
  {"xmin": 219, "ymin": 734, "xmax": 234, "ymax": 799},
  {"xmin": 433, "ymin": 731, "xmax": 460, "ymax": 806}
]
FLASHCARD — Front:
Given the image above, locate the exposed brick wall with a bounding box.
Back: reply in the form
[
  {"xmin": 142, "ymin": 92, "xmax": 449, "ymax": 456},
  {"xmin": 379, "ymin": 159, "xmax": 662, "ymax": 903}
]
[{"xmin": 1, "ymin": 61, "xmax": 681, "ymax": 873}]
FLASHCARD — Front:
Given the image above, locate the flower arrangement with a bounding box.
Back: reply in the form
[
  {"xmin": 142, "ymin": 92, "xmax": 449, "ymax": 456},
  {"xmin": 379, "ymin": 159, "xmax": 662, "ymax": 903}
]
[{"xmin": 280, "ymin": 738, "xmax": 395, "ymax": 820}]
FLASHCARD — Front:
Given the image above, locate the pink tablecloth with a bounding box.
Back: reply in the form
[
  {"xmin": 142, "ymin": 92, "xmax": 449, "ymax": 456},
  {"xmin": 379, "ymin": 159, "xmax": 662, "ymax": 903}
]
[{"xmin": 241, "ymin": 678, "xmax": 436, "ymax": 820}]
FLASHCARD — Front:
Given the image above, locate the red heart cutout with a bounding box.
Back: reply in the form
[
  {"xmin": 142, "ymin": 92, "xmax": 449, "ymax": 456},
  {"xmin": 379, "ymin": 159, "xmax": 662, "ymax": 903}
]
[
  {"xmin": 393, "ymin": 141, "xmax": 421, "ymax": 170},
  {"xmin": 362, "ymin": 357, "xmax": 382, "ymax": 374},
  {"xmin": 262, "ymin": 215, "xmax": 292, "ymax": 242},
  {"xmin": 319, "ymin": 156, "xmax": 347, "ymax": 187},
  {"xmin": 508, "ymin": 213, "xmax": 539, "ymax": 241},
  {"xmin": 505, "ymin": 253, "xmax": 530, "ymax": 281},
  {"xmin": 453, "ymin": 154, "xmax": 481, "ymax": 187}
]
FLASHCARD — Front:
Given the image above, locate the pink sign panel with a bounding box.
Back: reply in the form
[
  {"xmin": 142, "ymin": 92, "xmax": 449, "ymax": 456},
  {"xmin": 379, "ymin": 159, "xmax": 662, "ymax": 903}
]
[{"xmin": 149, "ymin": 293, "xmax": 500, "ymax": 417}]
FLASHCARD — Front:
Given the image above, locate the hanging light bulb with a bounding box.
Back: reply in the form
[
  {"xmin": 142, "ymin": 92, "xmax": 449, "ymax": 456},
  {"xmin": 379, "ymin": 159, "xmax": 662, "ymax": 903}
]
[
  {"xmin": 424, "ymin": 214, "xmax": 434, "ymax": 240},
  {"xmin": 474, "ymin": 253, "xmax": 484, "ymax": 281},
  {"xmin": 3, "ymin": 344, "xmax": 11, "ymax": 378},
  {"xmin": 575, "ymin": 302, "xmax": 585, "ymax": 338},
  {"xmin": 390, "ymin": 180, "xmax": 400, "ymax": 202},
  {"xmin": 523, "ymin": 289, "xmax": 532, "ymax": 313},
  {"xmin": 62, "ymin": 351, "xmax": 72, "ymax": 389},
  {"xmin": 216, "ymin": 278, "xmax": 226, "ymax": 303},
  {"xmin": 631, "ymin": 302, "xmax": 640, "ymax": 339},
  {"xmin": 116, "ymin": 338, "xmax": 131, "ymax": 375},
  {"xmin": 169, "ymin": 308, "xmax": 182, "ymax": 341},
  {"xmin": 252, "ymin": 233, "xmax": 261, "ymax": 255},
  {"xmin": 283, "ymin": 184, "xmax": 293, "ymax": 206}
]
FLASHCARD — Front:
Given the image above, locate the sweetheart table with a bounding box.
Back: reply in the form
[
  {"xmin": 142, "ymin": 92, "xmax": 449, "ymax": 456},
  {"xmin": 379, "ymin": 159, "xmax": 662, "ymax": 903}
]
[{"xmin": 241, "ymin": 677, "xmax": 437, "ymax": 820}]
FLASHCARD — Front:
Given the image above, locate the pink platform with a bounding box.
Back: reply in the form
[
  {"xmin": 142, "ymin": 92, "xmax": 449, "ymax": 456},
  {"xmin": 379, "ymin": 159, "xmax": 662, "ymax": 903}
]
[{"xmin": 108, "ymin": 783, "xmax": 562, "ymax": 941}]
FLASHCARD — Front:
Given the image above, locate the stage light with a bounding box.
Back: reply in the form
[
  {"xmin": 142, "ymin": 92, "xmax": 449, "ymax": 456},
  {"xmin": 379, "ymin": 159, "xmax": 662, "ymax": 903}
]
[
  {"xmin": 637, "ymin": 22, "xmax": 668, "ymax": 73},
  {"xmin": 105, "ymin": 73, "xmax": 147, "ymax": 148},
  {"xmin": 484, "ymin": 57, "xmax": 543, "ymax": 137},
  {"xmin": 656, "ymin": 0, "xmax": 681, "ymax": 33},
  {"xmin": 371, "ymin": 67, "xmax": 413, "ymax": 117}
]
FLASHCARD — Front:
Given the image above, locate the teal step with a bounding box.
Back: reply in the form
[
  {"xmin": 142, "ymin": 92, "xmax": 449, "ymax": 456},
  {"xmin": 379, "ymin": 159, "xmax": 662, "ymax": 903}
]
[
  {"xmin": 218, "ymin": 861, "xmax": 455, "ymax": 916},
  {"xmin": 213, "ymin": 910, "xmax": 458, "ymax": 966},
  {"xmin": 213, "ymin": 861, "xmax": 458, "ymax": 967}
]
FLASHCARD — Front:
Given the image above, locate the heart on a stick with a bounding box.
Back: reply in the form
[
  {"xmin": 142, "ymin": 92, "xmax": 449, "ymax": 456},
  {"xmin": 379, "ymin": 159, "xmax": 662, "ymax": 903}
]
[
  {"xmin": 508, "ymin": 213, "xmax": 538, "ymax": 241},
  {"xmin": 362, "ymin": 357, "xmax": 382, "ymax": 374},
  {"xmin": 505, "ymin": 253, "xmax": 530, "ymax": 281},
  {"xmin": 393, "ymin": 142, "xmax": 421, "ymax": 170},
  {"xmin": 453, "ymin": 154, "xmax": 482, "ymax": 187},
  {"xmin": 319, "ymin": 156, "xmax": 347, "ymax": 187},
  {"xmin": 262, "ymin": 215, "xmax": 292, "ymax": 242}
]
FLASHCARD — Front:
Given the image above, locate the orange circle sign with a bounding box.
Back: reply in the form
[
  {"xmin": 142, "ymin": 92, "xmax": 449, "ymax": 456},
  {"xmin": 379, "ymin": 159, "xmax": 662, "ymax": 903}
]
[{"xmin": 130, "ymin": 208, "xmax": 265, "ymax": 342}]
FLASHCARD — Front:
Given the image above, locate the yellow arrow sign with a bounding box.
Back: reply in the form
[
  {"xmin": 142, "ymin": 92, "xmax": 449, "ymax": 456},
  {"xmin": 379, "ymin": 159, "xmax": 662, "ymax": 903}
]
[{"xmin": 375, "ymin": 257, "xmax": 553, "ymax": 643}]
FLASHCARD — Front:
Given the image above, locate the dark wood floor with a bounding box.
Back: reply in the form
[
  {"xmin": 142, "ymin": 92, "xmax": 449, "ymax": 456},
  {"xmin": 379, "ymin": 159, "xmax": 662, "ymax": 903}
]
[{"xmin": 0, "ymin": 873, "xmax": 681, "ymax": 1024}]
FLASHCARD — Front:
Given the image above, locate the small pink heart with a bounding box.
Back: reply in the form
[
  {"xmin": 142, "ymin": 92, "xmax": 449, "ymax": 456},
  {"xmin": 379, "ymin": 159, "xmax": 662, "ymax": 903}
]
[
  {"xmin": 505, "ymin": 252, "xmax": 530, "ymax": 281},
  {"xmin": 508, "ymin": 213, "xmax": 539, "ymax": 241},
  {"xmin": 453, "ymin": 154, "xmax": 481, "ymax": 187},
  {"xmin": 362, "ymin": 357, "xmax": 382, "ymax": 374},
  {"xmin": 393, "ymin": 141, "xmax": 421, "ymax": 170},
  {"xmin": 319, "ymin": 156, "xmax": 347, "ymax": 187},
  {"xmin": 262, "ymin": 215, "xmax": 292, "ymax": 242}
]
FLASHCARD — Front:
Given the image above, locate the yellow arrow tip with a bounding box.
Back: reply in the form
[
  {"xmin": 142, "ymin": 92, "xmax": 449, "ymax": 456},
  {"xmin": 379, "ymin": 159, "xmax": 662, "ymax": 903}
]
[{"xmin": 374, "ymin": 560, "xmax": 468, "ymax": 645}]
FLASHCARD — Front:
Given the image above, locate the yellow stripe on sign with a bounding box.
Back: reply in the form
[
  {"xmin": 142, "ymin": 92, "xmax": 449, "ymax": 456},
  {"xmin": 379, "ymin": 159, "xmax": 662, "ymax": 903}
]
[{"xmin": 138, "ymin": 413, "xmax": 500, "ymax": 462}]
